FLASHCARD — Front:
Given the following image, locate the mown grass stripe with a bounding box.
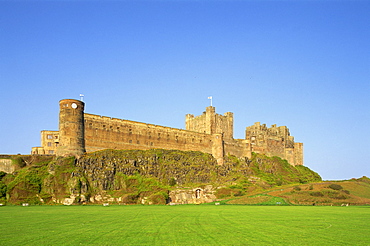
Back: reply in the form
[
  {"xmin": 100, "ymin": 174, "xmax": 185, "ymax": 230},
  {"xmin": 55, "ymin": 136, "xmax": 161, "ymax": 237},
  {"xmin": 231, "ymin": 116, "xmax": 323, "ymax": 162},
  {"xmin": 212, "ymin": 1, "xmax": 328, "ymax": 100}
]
[{"xmin": 0, "ymin": 205, "xmax": 369, "ymax": 245}]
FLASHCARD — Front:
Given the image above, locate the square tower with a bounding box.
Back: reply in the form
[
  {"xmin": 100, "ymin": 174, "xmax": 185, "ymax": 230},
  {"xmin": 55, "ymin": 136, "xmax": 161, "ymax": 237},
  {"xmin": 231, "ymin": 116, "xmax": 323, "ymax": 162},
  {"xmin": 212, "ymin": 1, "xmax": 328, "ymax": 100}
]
[{"xmin": 186, "ymin": 106, "xmax": 234, "ymax": 139}]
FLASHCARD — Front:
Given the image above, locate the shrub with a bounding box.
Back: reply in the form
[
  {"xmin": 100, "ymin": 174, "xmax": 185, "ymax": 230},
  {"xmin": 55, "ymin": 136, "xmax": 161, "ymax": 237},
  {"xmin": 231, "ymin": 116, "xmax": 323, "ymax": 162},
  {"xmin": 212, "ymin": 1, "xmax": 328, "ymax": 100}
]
[
  {"xmin": 234, "ymin": 189, "xmax": 245, "ymax": 197},
  {"xmin": 0, "ymin": 171, "xmax": 6, "ymax": 180},
  {"xmin": 293, "ymin": 186, "xmax": 301, "ymax": 191},
  {"xmin": 276, "ymin": 180, "xmax": 283, "ymax": 186},
  {"xmin": 121, "ymin": 194, "xmax": 139, "ymax": 204},
  {"xmin": 12, "ymin": 156, "xmax": 26, "ymax": 168},
  {"xmin": 328, "ymin": 184, "xmax": 343, "ymax": 190},
  {"xmin": 334, "ymin": 194, "xmax": 348, "ymax": 200},
  {"xmin": 310, "ymin": 191, "xmax": 324, "ymax": 197},
  {"xmin": 308, "ymin": 185, "xmax": 314, "ymax": 190},
  {"xmin": 169, "ymin": 177, "xmax": 177, "ymax": 186},
  {"xmin": 342, "ymin": 190, "xmax": 350, "ymax": 194},
  {"xmin": 149, "ymin": 191, "xmax": 168, "ymax": 205},
  {"xmin": 215, "ymin": 187, "xmax": 244, "ymax": 198},
  {"xmin": 0, "ymin": 182, "xmax": 6, "ymax": 198}
]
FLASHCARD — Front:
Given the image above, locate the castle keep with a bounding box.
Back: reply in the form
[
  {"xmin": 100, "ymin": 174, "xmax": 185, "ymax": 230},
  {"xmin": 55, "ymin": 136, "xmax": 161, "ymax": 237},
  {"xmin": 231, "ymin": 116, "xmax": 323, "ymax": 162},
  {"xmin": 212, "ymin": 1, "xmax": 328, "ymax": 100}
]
[{"xmin": 32, "ymin": 99, "xmax": 303, "ymax": 166}]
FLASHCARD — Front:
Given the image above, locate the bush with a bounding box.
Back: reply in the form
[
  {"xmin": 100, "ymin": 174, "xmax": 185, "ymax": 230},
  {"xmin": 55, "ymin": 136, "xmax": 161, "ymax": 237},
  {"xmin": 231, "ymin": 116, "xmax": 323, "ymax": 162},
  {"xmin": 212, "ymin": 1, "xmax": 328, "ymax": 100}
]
[
  {"xmin": 215, "ymin": 188, "xmax": 233, "ymax": 198},
  {"xmin": 0, "ymin": 182, "xmax": 6, "ymax": 198},
  {"xmin": 310, "ymin": 191, "xmax": 324, "ymax": 197},
  {"xmin": 215, "ymin": 187, "xmax": 244, "ymax": 198},
  {"xmin": 12, "ymin": 156, "xmax": 26, "ymax": 168},
  {"xmin": 121, "ymin": 194, "xmax": 139, "ymax": 204},
  {"xmin": 0, "ymin": 171, "xmax": 6, "ymax": 180},
  {"xmin": 328, "ymin": 184, "xmax": 343, "ymax": 190},
  {"xmin": 334, "ymin": 194, "xmax": 348, "ymax": 200},
  {"xmin": 234, "ymin": 189, "xmax": 245, "ymax": 197},
  {"xmin": 169, "ymin": 177, "xmax": 177, "ymax": 186},
  {"xmin": 293, "ymin": 186, "xmax": 301, "ymax": 191},
  {"xmin": 149, "ymin": 191, "xmax": 168, "ymax": 205}
]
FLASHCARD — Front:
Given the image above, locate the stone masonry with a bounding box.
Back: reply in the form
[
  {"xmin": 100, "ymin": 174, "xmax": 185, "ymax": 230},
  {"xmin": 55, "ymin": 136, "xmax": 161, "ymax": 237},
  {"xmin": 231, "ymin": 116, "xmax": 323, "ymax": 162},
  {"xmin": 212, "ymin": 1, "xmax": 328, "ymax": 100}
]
[{"xmin": 32, "ymin": 99, "xmax": 303, "ymax": 166}]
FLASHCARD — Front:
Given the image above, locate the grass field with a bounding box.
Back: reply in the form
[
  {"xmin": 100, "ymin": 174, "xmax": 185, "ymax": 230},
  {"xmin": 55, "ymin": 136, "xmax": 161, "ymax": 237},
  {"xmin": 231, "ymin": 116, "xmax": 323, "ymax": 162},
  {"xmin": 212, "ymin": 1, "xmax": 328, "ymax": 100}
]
[{"xmin": 1, "ymin": 205, "xmax": 369, "ymax": 245}]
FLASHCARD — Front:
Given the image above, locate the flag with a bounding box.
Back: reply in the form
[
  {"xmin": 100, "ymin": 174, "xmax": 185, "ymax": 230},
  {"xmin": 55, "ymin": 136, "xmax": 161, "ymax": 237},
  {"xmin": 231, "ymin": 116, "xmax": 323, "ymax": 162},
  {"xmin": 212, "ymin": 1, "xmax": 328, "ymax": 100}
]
[{"xmin": 208, "ymin": 96, "xmax": 212, "ymax": 99}]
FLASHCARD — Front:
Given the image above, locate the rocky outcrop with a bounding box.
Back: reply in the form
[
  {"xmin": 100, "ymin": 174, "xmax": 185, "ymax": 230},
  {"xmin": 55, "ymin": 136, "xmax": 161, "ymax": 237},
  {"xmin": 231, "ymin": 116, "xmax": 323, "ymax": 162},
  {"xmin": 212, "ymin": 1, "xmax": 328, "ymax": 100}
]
[
  {"xmin": 0, "ymin": 159, "xmax": 14, "ymax": 173},
  {"xmin": 76, "ymin": 149, "xmax": 218, "ymax": 188},
  {"xmin": 1, "ymin": 149, "xmax": 322, "ymax": 205}
]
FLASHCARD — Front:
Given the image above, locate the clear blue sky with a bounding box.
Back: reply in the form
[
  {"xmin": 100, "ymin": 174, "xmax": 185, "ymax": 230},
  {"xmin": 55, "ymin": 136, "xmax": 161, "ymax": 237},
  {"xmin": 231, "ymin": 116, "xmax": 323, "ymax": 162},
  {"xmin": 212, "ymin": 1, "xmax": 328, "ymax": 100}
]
[{"xmin": 0, "ymin": 1, "xmax": 369, "ymax": 180}]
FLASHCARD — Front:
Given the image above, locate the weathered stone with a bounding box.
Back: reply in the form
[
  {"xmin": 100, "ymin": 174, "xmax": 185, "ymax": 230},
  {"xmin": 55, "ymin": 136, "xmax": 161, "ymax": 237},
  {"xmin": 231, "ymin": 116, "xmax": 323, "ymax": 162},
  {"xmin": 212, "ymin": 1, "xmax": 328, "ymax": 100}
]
[
  {"xmin": 169, "ymin": 186, "xmax": 217, "ymax": 204},
  {"xmin": 32, "ymin": 99, "xmax": 303, "ymax": 166},
  {"xmin": 0, "ymin": 159, "xmax": 14, "ymax": 173}
]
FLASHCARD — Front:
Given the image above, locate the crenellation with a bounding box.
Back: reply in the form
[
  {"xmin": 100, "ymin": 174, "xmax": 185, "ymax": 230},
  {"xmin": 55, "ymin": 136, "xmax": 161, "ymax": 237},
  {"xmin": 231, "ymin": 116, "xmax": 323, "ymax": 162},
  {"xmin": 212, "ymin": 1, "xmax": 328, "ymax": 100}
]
[{"xmin": 32, "ymin": 99, "xmax": 303, "ymax": 166}]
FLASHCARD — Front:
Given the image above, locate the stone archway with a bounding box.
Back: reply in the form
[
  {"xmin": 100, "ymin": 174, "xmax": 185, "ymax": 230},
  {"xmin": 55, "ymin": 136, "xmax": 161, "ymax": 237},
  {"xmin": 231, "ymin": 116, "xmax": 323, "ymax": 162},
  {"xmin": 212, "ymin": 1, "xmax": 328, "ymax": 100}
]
[{"xmin": 195, "ymin": 189, "xmax": 201, "ymax": 199}]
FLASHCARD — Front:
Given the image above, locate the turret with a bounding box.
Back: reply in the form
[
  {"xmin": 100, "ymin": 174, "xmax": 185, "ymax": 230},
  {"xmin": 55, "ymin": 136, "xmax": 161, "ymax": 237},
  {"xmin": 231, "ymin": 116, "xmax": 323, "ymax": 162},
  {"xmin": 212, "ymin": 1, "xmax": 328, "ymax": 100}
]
[
  {"xmin": 56, "ymin": 99, "xmax": 85, "ymax": 158},
  {"xmin": 224, "ymin": 112, "xmax": 234, "ymax": 139},
  {"xmin": 205, "ymin": 106, "xmax": 216, "ymax": 134}
]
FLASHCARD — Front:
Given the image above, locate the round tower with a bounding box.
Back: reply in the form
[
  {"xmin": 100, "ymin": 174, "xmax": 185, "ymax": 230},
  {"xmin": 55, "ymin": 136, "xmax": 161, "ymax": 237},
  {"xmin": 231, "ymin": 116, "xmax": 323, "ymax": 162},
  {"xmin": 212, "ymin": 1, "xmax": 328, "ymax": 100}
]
[{"xmin": 56, "ymin": 99, "xmax": 85, "ymax": 158}]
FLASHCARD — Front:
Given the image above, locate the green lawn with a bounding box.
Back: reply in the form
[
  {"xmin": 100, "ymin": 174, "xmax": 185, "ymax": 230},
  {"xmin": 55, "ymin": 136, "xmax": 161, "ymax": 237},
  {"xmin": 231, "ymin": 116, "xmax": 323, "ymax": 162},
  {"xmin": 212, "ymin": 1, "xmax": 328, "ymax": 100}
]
[{"xmin": 1, "ymin": 205, "xmax": 369, "ymax": 245}]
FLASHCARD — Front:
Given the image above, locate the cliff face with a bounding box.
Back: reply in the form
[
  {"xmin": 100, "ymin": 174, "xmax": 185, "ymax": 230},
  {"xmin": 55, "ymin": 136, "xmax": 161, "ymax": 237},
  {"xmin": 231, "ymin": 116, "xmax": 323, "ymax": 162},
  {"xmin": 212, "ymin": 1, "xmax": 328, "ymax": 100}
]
[
  {"xmin": 0, "ymin": 149, "xmax": 321, "ymax": 205},
  {"xmin": 77, "ymin": 149, "xmax": 218, "ymax": 188}
]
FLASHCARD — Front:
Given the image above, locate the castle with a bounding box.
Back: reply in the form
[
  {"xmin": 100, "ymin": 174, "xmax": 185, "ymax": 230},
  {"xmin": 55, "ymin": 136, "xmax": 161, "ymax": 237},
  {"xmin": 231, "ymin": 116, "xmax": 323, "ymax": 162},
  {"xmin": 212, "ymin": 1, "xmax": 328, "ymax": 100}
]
[{"xmin": 31, "ymin": 99, "xmax": 303, "ymax": 166}]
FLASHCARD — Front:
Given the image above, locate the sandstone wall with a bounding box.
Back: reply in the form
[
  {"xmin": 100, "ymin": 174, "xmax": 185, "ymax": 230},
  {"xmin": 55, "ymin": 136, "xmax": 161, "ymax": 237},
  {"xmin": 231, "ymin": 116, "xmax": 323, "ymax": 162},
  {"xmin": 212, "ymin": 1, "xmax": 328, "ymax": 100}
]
[
  {"xmin": 245, "ymin": 122, "xmax": 303, "ymax": 165},
  {"xmin": 223, "ymin": 138, "xmax": 251, "ymax": 159},
  {"xmin": 84, "ymin": 113, "xmax": 214, "ymax": 155},
  {"xmin": 56, "ymin": 99, "xmax": 85, "ymax": 157},
  {"xmin": 169, "ymin": 186, "xmax": 217, "ymax": 204},
  {"xmin": 32, "ymin": 99, "xmax": 303, "ymax": 167},
  {"xmin": 0, "ymin": 159, "xmax": 14, "ymax": 173},
  {"xmin": 294, "ymin": 142, "xmax": 304, "ymax": 166},
  {"xmin": 186, "ymin": 106, "xmax": 233, "ymax": 139}
]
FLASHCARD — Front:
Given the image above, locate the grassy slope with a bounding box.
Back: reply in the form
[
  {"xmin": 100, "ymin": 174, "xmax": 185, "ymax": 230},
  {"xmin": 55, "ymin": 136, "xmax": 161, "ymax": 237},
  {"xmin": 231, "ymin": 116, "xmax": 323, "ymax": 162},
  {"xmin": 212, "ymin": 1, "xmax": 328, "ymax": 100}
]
[
  {"xmin": 227, "ymin": 178, "xmax": 370, "ymax": 206},
  {"xmin": 1, "ymin": 205, "xmax": 369, "ymax": 246},
  {"xmin": 1, "ymin": 150, "xmax": 323, "ymax": 205},
  {"xmin": 3, "ymin": 151, "xmax": 369, "ymax": 206}
]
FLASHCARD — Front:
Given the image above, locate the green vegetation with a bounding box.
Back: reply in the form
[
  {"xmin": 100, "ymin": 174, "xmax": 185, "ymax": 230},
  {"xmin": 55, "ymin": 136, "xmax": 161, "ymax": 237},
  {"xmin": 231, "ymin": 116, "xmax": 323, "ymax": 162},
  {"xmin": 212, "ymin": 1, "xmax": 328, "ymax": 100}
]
[
  {"xmin": 0, "ymin": 171, "xmax": 7, "ymax": 203},
  {"xmin": 6, "ymin": 150, "xmax": 370, "ymax": 206},
  {"xmin": 328, "ymin": 183, "xmax": 343, "ymax": 190},
  {"xmin": 11, "ymin": 156, "xmax": 26, "ymax": 168},
  {"xmin": 111, "ymin": 172, "xmax": 169, "ymax": 205},
  {"xmin": 0, "ymin": 205, "xmax": 369, "ymax": 245},
  {"xmin": 348, "ymin": 177, "xmax": 370, "ymax": 199},
  {"xmin": 227, "ymin": 194, "xmax": 290, "ymax": 205},
  {"xmin": 232, "ymin": 179, "xmax": 370, "ymax": 206}
]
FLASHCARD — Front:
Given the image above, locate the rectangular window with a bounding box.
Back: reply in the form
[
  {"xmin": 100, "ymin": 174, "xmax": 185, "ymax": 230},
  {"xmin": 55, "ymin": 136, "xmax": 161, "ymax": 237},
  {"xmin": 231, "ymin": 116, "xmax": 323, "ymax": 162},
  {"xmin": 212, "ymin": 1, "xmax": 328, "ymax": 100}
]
[
  {"xmin": 49, "ymin": 150, "xmax": 54, "ymax": 154},
  {"xmin": 47, "ymin": 142, "xmax": 52, "ymax": 147},
  {"xmin": 47, "ymin": 135, "xmax": 53, "ymax": 139}
]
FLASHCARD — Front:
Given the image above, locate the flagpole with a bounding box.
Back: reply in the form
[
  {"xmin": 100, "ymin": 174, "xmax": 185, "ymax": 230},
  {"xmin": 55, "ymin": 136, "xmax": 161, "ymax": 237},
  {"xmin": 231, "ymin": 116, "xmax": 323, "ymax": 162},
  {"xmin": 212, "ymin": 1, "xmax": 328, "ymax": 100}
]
[{"xmin": 208, "ymin": 96, "xmax": 213, "ymax": 106}]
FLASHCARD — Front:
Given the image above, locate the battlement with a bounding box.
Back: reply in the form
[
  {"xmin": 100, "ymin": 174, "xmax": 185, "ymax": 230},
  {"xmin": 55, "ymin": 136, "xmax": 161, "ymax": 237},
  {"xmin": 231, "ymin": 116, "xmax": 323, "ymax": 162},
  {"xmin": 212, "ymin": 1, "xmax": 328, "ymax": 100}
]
[
  {"xmin": 85, "ymin": 113, "xmax": 194, "ymax": 134},
  {"xmin": 245, "ymin": 122, "xmax": 302, "ymax": 165},
  {"xmin": 186, "ymin": 106, "xmax": 233, "ymax": 139},
  {"xmin": 32, "ymin": 99, "xmax": 303, "ymax": 166}
]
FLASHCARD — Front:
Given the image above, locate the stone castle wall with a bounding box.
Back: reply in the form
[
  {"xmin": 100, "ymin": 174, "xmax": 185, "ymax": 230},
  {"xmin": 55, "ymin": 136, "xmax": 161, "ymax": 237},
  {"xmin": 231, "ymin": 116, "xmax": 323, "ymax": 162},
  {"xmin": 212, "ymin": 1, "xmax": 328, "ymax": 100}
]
[
  {"xmin": 186, "ymin": 106, "xmax": 233, "ymax": 139},
  {"xmin": 32, "ymin": 99, "xmax": 303, "ymax": 166},
  {"xmin": 83, "ymin": 113, "xmax": 214, "ymax": 156},
  {"xmin": 245, "ymin": 122, "xmax": 303, "ymax": 166},
  {"xmin": 31, "ymin": 131, "xmax": 59, "ymax": 155}
]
